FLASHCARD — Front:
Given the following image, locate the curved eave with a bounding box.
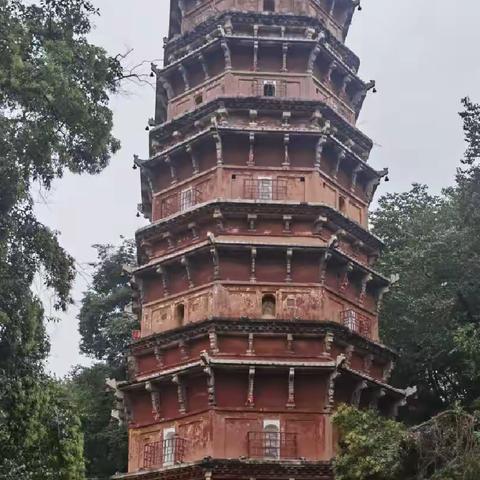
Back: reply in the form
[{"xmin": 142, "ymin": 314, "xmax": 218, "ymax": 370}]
[
  {"xmin": 150, "ymin": 96, "xmax": 373, "ymax": 154},
  {"xmin": 135, "ymin": 200, "xmax": 385, "ymax": 250},
  {"xmin": 131, "ymin": 318, "xmax": 398, "ymax": 360}
]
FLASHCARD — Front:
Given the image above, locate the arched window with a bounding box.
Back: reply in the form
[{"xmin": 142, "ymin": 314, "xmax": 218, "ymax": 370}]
[
  {"xmin": 175, "ymin": 303, "xmax": 185, "ymax": 326},
  {"xmin": 262, "ymin": 294, "xmax": 276, "ymax": 319},
  {"xmin": 163, "ymin": 428, "xmax": 176, "ymax": 465},
  {"xmin": 339, "ymin": 195, "xmax": 346, "ymax": 213},
  {"xmin": 264, "ymin": 0, "xmax": 275, "ymax": 11},
  {"xmin": 263, "ymin": 420, "xmax": 280, "ymax": 458},
  {"xmin": 263, "ymin": 82, "xmax": 276, "ymax": 97}
]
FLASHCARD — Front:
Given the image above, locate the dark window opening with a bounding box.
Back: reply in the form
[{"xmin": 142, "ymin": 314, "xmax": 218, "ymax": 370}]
[
  {"xmin": 262, "ymin": 294, "xmax": 276, "ymax": 319},
  {"xmin": 339, "ymin": 195, "xmax": 346, "ymax": 213},
  {"xmin": 264, "ymin": 0, "xmax": 275, "ymax": 11},
  {"xmin": 264, "ymin": 83, "xmax": 276, "ymax": 97},
  {"xmin": 194, "ymin": 94, "xmax": 203, "ymax": 105},
  {"xmin": 175, "ymin": 303, "xmax": 185, "ymax": 325}
]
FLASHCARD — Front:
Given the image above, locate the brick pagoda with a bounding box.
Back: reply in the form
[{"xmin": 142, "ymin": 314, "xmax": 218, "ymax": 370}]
[{"xmin": 115, "ymin": 1, "xmax": 407, "ymax": 479}]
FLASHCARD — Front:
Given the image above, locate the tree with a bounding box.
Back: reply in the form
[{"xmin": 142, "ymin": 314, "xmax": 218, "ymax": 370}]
[
  {"xmin": 73, "ymin": 239, "xmax": 136, "ymax": 478},
  {"xmin": 371, "ymin": 99, "xmax": 480, "ymax": 420},
  {"xmin": 78, "ymin": 239, "xmax": 137, "ymax": 374},
  {"xmin": 0, "ymin": 0, "xmax": 123, "ymax": 475},
  {"xmin": 333, "ymin": 405, "xmax": 480, "ymax": 480},
  {"xmin": 333, "ymin": 405, "xmax": 413, "ymax": 480},
  {"xmin": 69, "ymin": 364, "xmax": 128, "ymax": 479}
]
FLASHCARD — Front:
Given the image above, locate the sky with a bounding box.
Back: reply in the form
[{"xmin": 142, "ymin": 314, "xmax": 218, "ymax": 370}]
[{"xmin": 36, "ymin": 0, "xmax": 480, "ymax": 377}]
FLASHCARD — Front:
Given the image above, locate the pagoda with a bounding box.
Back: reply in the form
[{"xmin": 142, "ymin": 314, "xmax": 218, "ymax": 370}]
[{"xmin": 115, "ymin": 1, "xmax": 407, "ymax": 479}]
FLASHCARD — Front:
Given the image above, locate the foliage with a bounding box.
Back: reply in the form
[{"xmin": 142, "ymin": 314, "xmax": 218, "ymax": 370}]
[
  {"xmin": 69, "ymin": 364, "xmax": 128, "ymax": 479},
  {"xmin": 333, "ymin": 405, "xmax": 480, "ymax": 480},
  {"xmin": 0, "ymin": 375, "xmax": 85, "ymax": 480},
  {"xmin": 0, "ymin": 0, "xmax": 123, "ymax": 476},
  {"xmin": 371, "ymin": 98, "xmax": 480, "ymax": 420},
  {"xmin": 78, "ymin": 239, "xmax": 137, "ymax": 374},
  {"xmin": 333, "ymin": 404, "xmax": 413, "ymax": 480},
  {"xmin": 74, "ymin": 239, "xmax": 136, "ymax": 477}
]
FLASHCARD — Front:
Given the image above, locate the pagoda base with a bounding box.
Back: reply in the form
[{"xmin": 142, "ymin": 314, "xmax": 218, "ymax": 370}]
[{"xmin": 113, "ymin": 459, "xmax": 333, "ymax": 480}]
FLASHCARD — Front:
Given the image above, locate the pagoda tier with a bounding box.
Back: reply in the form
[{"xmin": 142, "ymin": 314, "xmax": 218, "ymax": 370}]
[
  {"xmin": 117, "ymin": 1, "xmax": 404, "ymax": 479},
  {"xmin": 138, "ymin": 98, "xmax": 383, "ymax": 223},
  {"xmin": 168, "ymin": 0, "xmax": 361, "ymax": 43},
  {"xmin": 154, "ymin": 13, "xmax": 370, "ymax": 125}
]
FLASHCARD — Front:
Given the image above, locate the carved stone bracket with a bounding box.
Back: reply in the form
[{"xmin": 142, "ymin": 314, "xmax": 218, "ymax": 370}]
[
  {"xmin": 178, "ymin": 339, "xmax": 189, "ymax": 360},
  {"xmin": 351, "ymin": 380, "xmax": 368, "ymax": 408},
  {"xmin": 146, "ymin": 381, "xmax": 163, "ymax": 421},
  {"xmin": 248, "ymin": 213, "xmax": 257, "ymax": 231},
  {"xmin": 286, "ymin": 248, "xmax": 293, "ymax": 283},
  {"xmin": 325, "ymin": 369, "xmax": 341, "ymax": 412},
  {"xmin": 246, "ymin": 366, "xmax": 255, "ymax": 407},
  {"xmin": 248, "ymin": 132, "xmax": 255, "ymax": 166},
  {"xmin": 363, "ymin": 353, "xmax": 374, "ymax": 375},
  {"xmin": 307, "ymin": 34, "xmax": 325, "ymax": 73},
  {"xmin": 209, "ymin": 132, "xmax": 222, "ymax": 167},
  {"xmin": 221, "ymin": 39, "xmax": 232, "ymax": 70},
  {"xmin": 172, "ymin": 374, "xmax": 187, "ymax": 414},
  {"xmin": 156, "ymin": 265, "xmax": 169, "ymax": 297},
  {"xmin": 333, "ymin": 149, "xmax": 346, "ymax": 179},
  {"xmin": 359, "ymin": 272, "xmax": 372, "ymax": 305},
  {"xmin": 283, "ymin": 134, "xmax": 290, "ymax": 167},
  {"xmin": 282, "ymin": 42, "xmax": 289, "ymax": 72},
  {"xmin": 250, "ymin": 247, "xmax": 257, "ymax": 282},
  {"xmin": 165, "ymin": 156, "xmax": 178, "ymax": 184},
  {"xmin": 213, "ymin": 208, "xmax": 225, "ymax": 231},
  {"xmin": 287, "ymin": 368, "xmax": 295, "ymax": 408},
  {"xmin": 369, "ymin": 388, "xmax": 386, "ymax": 410},
  {"xmin": 286, "ymin": 333, "xmax": 294, "ymax": 353},
  {"xmin": 210, "ymin": 246, "xmax": 220, "ymax": 280},
  {"xmin": 339, "ymin": 262, "xmax": 354, "ymax": 293},
  {"xmin": 283, "ymin": 214, "xmax": 292, "ymax": 232},
  {"xmin": 186, "ymin": 144, "xmax": 199, "ymax": 174},
  {"xmin": 208, "ymin": 327, "xmax": 219, "ymax": 354},
  {"xmin": 246, "ymin": 333, "xmax": 255, "ymax": 356},
  {"xmin": 319, "ymin": 250, "xmax": 332, "ymax": 285},
  {"xmin": 315, "ymin": 135, "xmax": 328, "ymax": 171},
  {"xmin": 324, "ymin": 332, "xmax": 334, "ymax": 354},
  {"xmin": 179, "ymin": 63, "xmax": 190, "ymax": 90},
  {"xmin": 181, "ymin": 255, "xmax": 194, "ymax": 289},
  {"xmin": 382, "ymin": 360, "xmax": 395, "ymax": 382},
  {"xmin": 197, "ymin": 52, "xmax": 210, "ymax": 81},
  {"xmin": 351, "ymin": 164, "xmax": 363, "ymax": 192},
  {"xmin": 154, "ymin": 343, "xmax": 164, "ymax": 367}
]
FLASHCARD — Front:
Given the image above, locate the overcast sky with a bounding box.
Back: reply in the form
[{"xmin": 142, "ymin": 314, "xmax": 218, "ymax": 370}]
[{"xmin": 36, "ymin": 0, "xmax": 480, "ymax": 377}]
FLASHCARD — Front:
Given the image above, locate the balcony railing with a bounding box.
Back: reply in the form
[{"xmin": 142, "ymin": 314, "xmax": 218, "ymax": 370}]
[
  {"xmin": 143, "ymin": 437, "xmax": 187, "ymax": 469},
  {"xmin": 247, "ymin": 431, "xmax": 298, "ymax": 460},
  {"xmin": 243, "ymin": 178, "xmax": 288, "ymax": 201},
  {"xmin": 340, "ymin": 309, "xmax": 371, "ymax": 338},
  {"xmin": 160, "ymin": 188, "xmax": 202, "ymax": 218}
]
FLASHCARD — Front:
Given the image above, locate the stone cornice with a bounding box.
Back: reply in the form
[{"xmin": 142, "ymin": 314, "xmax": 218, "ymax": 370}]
[
  {"xmin": 113, "ymin": 458, "xmax": 334, "ymax": 480},
  {"xmin": 130, "ymin": 318, "xmax": 398, "ymax": 361},
  {"xmin": 150, "ymin": 97, "xmax": 373, "ymax": 154},
  {"xmin": 135, "ymin": 201, "xmax": 384, "ymax": 251}
]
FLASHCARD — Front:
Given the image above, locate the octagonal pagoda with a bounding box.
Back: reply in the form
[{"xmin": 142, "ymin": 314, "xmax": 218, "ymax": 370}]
[{"xmin": 114, "ymin": 1, "xmax": 407, "ymax": 479}]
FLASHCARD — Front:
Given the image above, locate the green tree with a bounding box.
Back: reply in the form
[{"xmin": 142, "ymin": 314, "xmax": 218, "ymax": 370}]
[
  {"xmin": 78, "ymin": 239, "xmax": 137, "ymax": 374},
  {"xmin": 0, "ymin": 0, "xmax": 123, "ymax": 476},
  {"xmin": 333, "ymin": 404, "xmax": 413, "ymax": 480},
  {"xmin": 69, "ymin": 364, "xmax": 128, "ymax": 479},
  {"xmin": 333, "ymin": 405, "xmax": 480, "ymax": 480},
  {"xmin": 72, "ymin": 239, "xmax": 136, "ymax": 478},
  {"xmin": 371, "ymin": 99, "xmax": 480, "ymax": 420}
]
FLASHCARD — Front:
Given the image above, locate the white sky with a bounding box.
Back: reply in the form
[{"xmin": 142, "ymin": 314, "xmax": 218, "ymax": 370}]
[{"xmin": 36, "ymin": 0, "xmax": 480, "ymax": 377}]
